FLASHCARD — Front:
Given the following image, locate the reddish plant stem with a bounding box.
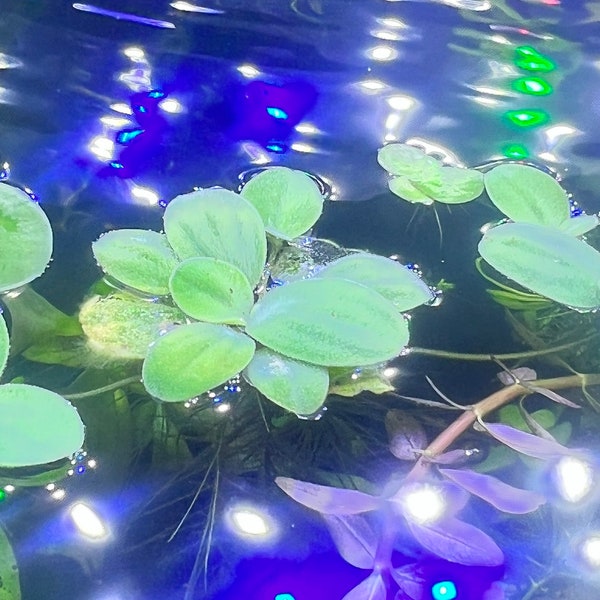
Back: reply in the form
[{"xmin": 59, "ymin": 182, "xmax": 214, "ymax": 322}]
[{"xmin": 405, "ymin": 373, "xmax": 600, "ymax": 482}]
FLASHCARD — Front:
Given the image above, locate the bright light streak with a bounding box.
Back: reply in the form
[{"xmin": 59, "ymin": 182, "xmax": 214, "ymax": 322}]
[
  {"xmin": 377, "ymin": 18, "xmax": 408, "ymax": 28},
  {"xmin": 237, "ymin": 64, "xmax": 261, "ymax": 78},
  {"xmin": 544, "ymin": 124, "xmax": 579, "ymax": 144},
  {"xmin": 100, "ymin": 116, "xmax": 131, "ymax": 127},
  {"xmin": 295, "ymin": 122, "xmax": 320, "ymax": 135},
  {"xmin": 385, "ymin": 113, "xmax": 401, "ymax": 129},
  {"xmin": 386, "ymin": 95, "xmax": 415, "ymax": 110},
  {"xmin": 170, "ymin": 1, "xmax": 225, "ymax": 12},
  {"xmin": 159, "ymin": 98, "xmax": 183, "ymax": 113},
  {"xmin": 370, "ymin": 29, "xmax": 403, "ymax": 41},
  {"xmin": 555, "ymin": 456, "xmax": 594, "ymax": 503},
  {"xmin": 490, "ymin": 34, "xmax": 511, "ymax": 45},
  {"xmin": 110, "ymin": 102, "xmax": 133, "ymax": 115},
  {"xmin": 131, "ymin": 185, "xmax": 160, "ymax": 205},
  {"xmin": 358, "ymin": 79, "xmax": 387, "ymax": 92},
  {"xmin": 70, "ymin": 502, "xmax": 108, "ymax": 539},
  {"xmin": 290, "ymin": 142, "xmax": 317, "ymax": 153},
  {"xmin": 89, "ymin": 136, "xmax": 115, "ymax": 160},
  {"xmin": 366, "ymin": 46, "xmax": 398, "ymax": 61}
]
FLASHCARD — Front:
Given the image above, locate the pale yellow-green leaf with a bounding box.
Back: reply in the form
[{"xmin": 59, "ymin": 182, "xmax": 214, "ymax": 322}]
[
  {"xmin": 378, "ymin": 143, "xmax": 441, "ymax": 180},
  {"xmin": 241, "ymin": 167, "xmax": 324, "ymax": 240},
  {"xmin": 0, "ymin": 313, "xmax": 8, "ymax": 379},
  {"xmin": 169, "ymin": 257, "xmax": 254, "ymax": 325},
  {"xmin": 142, "ymin": 322, "xmax": 256, "ymax": 402},
  {"xmin": 388, "ymin": 176, "xmax": 433, "ymax": 204},
  {"xmin": 244, "ymin": 348, "xmax": 329, "ymax": 415},
  {"xmin": 92, "ymin": 229, "xmax": 178, "ymax": 296}
]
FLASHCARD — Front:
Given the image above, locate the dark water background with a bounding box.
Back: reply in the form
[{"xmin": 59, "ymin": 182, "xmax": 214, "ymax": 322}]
[{"xmin": 2, "ymin": 1, "xmax": 600, "ymax": 599}]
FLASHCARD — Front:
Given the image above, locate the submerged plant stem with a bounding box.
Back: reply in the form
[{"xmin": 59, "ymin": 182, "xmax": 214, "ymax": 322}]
[
  {"xmin": 409, "ymin": 332, "xmax": 599, "ymax": 362},
  {"xmin": 62, "ymin": 375, "xmax": 141, "ymax": 400},
  {"xmin": 406, "ymin": 372, "xmax": 600, "ymax": 481}
]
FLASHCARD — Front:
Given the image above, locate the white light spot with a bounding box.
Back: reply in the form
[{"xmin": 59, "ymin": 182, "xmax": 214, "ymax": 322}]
[
  {"xmin": 123, "ymin": 47, "xmax": 146, "ymax": 61},
  {"xmin": 385, "ymin": 113, "xmax": 401, "ymax": 129},
  {"xmin": 290, "ymin": 142, "xmax": 317, "ymax": 153},
  {"xmin": 232, "ymin": 509, "xmax": 269, "ymax": 536},
  {"xmin": 70, "ymin": 502, "xmax": 108, "ymax": 539},
  {"xmin": 358, "ymin": 79, "xmax": 387, "ymax": 92},
  {"xmin": 159, "ymin": 98, "xmax": 183, "ymax": 113},
  {"xmin": 377, "ymin": 17, "xmax": 407, "ymax": 28},
  {"xmin": 51, "ymin": 488, "xmax": 67, "ymax": 501},
  {"xmin": 366, "ymin": 46, "xmax": 398, "ymax": 61},
  {"xmin": 131, "ymin": 185, "xmax": 159, "ymax": 205},
  {"xmin": 386, "ymin": 95, "xmax": 415, "ymax": 111},
  {"xmin": 214, "ymin": 402, "xmax": 231, "ymax": 413},
  {"xmin": 401, "ymin": 485, "xmax": 445, "ymax": 524},
  {"xmin": 110, "ymin": 102, "xmax": 134, "ymax": 115},
  {"xmin": 170, "ymin": 1, "xmax": 225, "ymax": 13},
  {"xmin": 555, "ymin": 456, "xmax": 594, "ymax": 503},
  {"xmin": 3, "ymin": 485, "xmax": 15, "ymax": 493},
  {"xmin": 581, "ymin": 535, "xmax": 600, "ymax": 567},
  {"xmin": 100, "ymin": 116, "xmax": 132, "ymax": 127},
  {"xmin": 295, "ymin": 122, "xmax": 320, "ymax": 135},
  {"xmin": 237, "ymin": 64, "xmax": 261, "ymax": 78},
  {"xmin": 370, "ymin": 29, "xmax": 403, "ymax": 41},
  {"xmin": 89, "ymin": 136, "xmax": 114, "ymax": 160}
]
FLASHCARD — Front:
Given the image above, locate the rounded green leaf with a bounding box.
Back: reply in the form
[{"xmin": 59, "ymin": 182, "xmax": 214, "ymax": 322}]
[
  {"xmin": 558, "ymin": 214, "xmax": 599, "ymax": 237},
  {"xmin": 378, "ymin": 144, "xmax": 441, "ymax": 180},
  {"xmin": 142, "ymin": 322, "xmax": 256, "ymax": 402},
  {"xmin": 246, "ymin": 278, "xmax": 409, "ymax": 366},
  {"xmin": 484, "ymin": 164, "xmax": 570, "ymax": 227},
  {"xmin": 0, "ymin": 184, "xmax": 52, "ymax": 292},
  {"xmin": 420, "ymin": 166, "xmax": 484, "ymax": 204},
  {"xmin": 316, "ymin": 253, "xmax": 434, "ymax": 311},
  {"xmin": 92, "ymin": 229, "xmax": 178, "ymax": 296},
  {"xmin": 0, "ymin": 384, "xmax": 85, "ymax": 467},
  {"xmin": 244, "ymin": 348, "xmax": 329, "ymax": 415},
  {"xmin": 240, "ymin": 167, "xmax": 324, "ymax": 240},
  {"xmin": 389, "ymin": 176, "xmax": 433, "ymax": 204},
  {"xmin": 163, "ymin": 188, "xmax": 267, "ymax": 287},
  {"xmin": 79, "ymin": 294, "xmax": 185, "ymax": 359},
  {"xmin": 169, "ymin": 257, "xmax": 254, "ymax": 325},
  {"xmin": 0, "ymin": 312, "xmax": 8, "ymax": 378},
  {"xmin": 478, "ymin": 222, "xmax": 600, "ymax": 310}
]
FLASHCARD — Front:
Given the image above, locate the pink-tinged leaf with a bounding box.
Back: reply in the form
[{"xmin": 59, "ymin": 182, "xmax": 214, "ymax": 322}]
[
  {"xmin": 497, "ymin": 367, "xmax": 536, "ymax": 385},
  {"xmin": 386, "ymin": 410, "xmax": 428, "ymax": 460},
  {"xmin": 342, "ymin": 573, "xmax": 387, "ymax": 600},
  {"xmin": 392, "ymin": 564, "xmax": 425, "ymax": 599},
  {"xmin": 275, "ymin": 477, "xmax": 380, "ymax": 514},
  {"xmin": 482, "ymin": 422, "xmax": 573, "ymax": 460},
  {"xmin": 407, "ymin": 517, "xmax": 504, "ymax": 566},
  {"xmin": 322, "ymin": 514, "xmax": 377, "ymax": 569},
  {"xmin": 529, "ymin": 386, "xmax": 581, "ymax": 408},
  {"xmin": 439, "ymin": 468, "xmax": 545, "ymax": 514},
  {"xmin": 429, "ymin": 448, "xmax": 480, "ymax": 465}
]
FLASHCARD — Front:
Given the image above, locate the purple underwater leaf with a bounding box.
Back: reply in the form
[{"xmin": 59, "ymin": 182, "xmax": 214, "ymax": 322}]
[
  {"xmin": 385, "ymin": 410, "xmax": 428, "ymax": 460},
  {"xmin": 439, "ymin": 468, "xmax": 545, "ymax": 514},
  {"xmin": 482, "ymin": 422, "xmax": 573, "ymax": 460},
  {"xmin": 497, "ymin": 366, "xmax": 536, "ymax": 385},
  {"xmin": 275, "ymin": 477, "xmax": 380, "ymax": 514},
  {"xmin": 392, "ymin": 564, "xmax": 426, "ymax": 600},
  {"xmin": 407, "ymin": 516, "xmax": 504, "ymax": 566},
  {"xmin": 529, "ymin": 386, "xmax": 581, "ymax": 408},
  {"xmin": 342, "ymin": 572, "xmax": 387, "ymax": 600},
  {"xmin": 322, "ymin": 513, "xmax": 377, "ymax": 569},
  {"xmin": 428, "ymin": 448, "xmax": 480, "ymax": 465}
]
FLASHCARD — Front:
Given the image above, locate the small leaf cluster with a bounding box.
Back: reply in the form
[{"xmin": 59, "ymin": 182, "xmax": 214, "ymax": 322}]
[
  {"xmin": 85, "ymin": 167, "xmax": 435, "ymax": 415},
  {"xmin": 0, "ymin": 184, "xmax": 84, "ymax": 468}
]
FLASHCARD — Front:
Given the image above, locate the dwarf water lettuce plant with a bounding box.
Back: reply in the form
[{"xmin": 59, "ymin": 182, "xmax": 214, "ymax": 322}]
[{"xmin": 84, "ymin": 166, "xmax": 434, "ymax": 415}]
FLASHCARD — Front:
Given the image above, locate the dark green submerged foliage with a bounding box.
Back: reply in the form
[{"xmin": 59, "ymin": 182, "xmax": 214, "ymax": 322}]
[{"xmin": 3, "ymin": 145, "xmax": 600, "ymax": 598}]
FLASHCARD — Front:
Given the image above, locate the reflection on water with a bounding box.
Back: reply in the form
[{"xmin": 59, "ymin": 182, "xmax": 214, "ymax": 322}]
[{"xmin": 1, "ymin": 1, "xmax": 600, "ymax": 599}]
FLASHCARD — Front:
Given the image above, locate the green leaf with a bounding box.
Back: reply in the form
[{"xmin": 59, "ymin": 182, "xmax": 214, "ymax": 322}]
[
  {"xmin": 240, "ymin": 167, "xmax": 324, "ymax": 240},
  {"xmin": 377, "ymin": 144, "xmax": 441, "ymax": 180},
  {"xmin": 92, "ymin": 229, "xmax": 179, "ymax": 296},
  {"xmin": 244, "ymin": 348, "xmax": 329, "ymax": 415},
  {"xmin": 23, "ymin": 335, "xmax": 91, "ymax": 368},
  {"xmin": 79, "ymin": 294, "xmax": 185, "ymax": 360},
  {"xmin": 388, "ymin": 176, "xmax": 433, "ymax": 204},
  {"xmin": 246, "ymin": 278, "xmax": 410, "ymax": 366},
  {"xmin": 169, "ymin": 257, "xmax": 254, "ymax": 325},
  {"xmin": 328, "ymin": 366, "xmax": 394, "ymax": 397},
  {"xmin": 316, "ymin": 253, "xmax": 434, "ymax": 311},
  {"xmin": 163, "ymin": 188, "xmax": 267, "ymax": 287},
  {"xmin": 484, "ymin": 164, "xmax": 570, "ymax": 227},
  {"xmin": 498, "ymin": 404, "xmax": 557, "ymax": 431},
  {"xmin": 0, "ymin": 384, "xmax": 85, "ymax": 467},
  {"xmin": 142, "ymin": 322, "xmax": 256, "ymax": 402},
  {"xmin": 0, "ymin": 286, "xmax": 82, "ymax": 355},
  {"xmin": 0, "ymin": 184, "xmax": 52, "ymax": 292},
  {"xmin": 558, "ymin": 214, "xmax": 599, "ymax": 237},
  {"xmin": 478, "ymin": 222, "xmax": 600, "ymax": 310},
  {"xmin": 418, "ymin": 166, "xmax": 483, "ymax": 204},
  {"xmin": 0, "ymin": 313, "xmax": 8, "ymax": 379},
  {"xmin": 0, "ymin": 460, "xmax": 71, "ymax": 488},
  {"xmin": 0, "ymin": 524, "xmax": 19, "ymax": 600}
]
